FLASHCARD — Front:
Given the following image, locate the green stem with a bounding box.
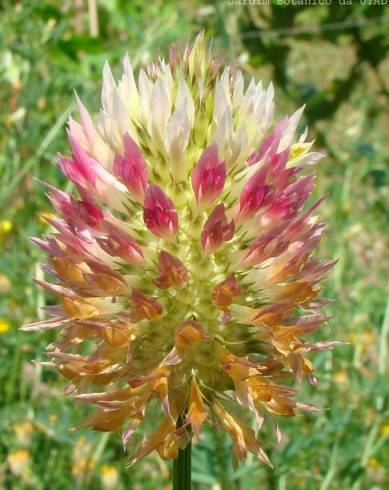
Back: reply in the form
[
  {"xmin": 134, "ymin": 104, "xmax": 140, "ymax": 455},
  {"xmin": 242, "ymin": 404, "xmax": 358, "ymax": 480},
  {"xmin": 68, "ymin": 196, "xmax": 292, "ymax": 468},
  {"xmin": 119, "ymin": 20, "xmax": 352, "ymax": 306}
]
[
  {"xmin": 173, "ymin": 442, "xmax": 191, "ymax": 490},
  {"xmin": 173, "ymin": 417, "xmax": 191, "ymax": 490}
]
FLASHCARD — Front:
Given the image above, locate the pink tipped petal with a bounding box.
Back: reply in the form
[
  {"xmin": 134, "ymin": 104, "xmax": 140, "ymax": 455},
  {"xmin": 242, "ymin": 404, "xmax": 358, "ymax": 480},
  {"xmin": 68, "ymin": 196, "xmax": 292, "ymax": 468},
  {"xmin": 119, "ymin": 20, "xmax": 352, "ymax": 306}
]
[
  {"xmin": 262, "ymin": 176, "xmax": 314, "ymax": 225},
  {"xmin": 237, "ymin": 167, "xmax": 271, "ymax": 221},
  {"xmin": 75, "ymin": 94, "xmax": 96, "ymax": 145},
  {"xmin": 77, "ymin": 200, "xmax": 105, "ymax": 228},
  {"xmin": 192, "ymin": 144, "xmax": 226, "ymax": 206},
  {"xmin": 59, "ymin": 154, "xmax": 96, "ymax": 189},
  {"xmin": 47, "ymin": 186, "xmax": 75, "ymax": 217},
  {"xmin": 267, "ymin": 148, "xmax": 293, "ymax": 190},
  {"xmin": 284, "ymin": 175, "xmax": 314, "ymax": 203},
  {"xmin": 114, "ymin": 133, "xmax": 148, "ymax": 200},
  {"xmin": 241, "ymin": 225, "xmax": 289, "ymax": 267},
  {"xmin": 67, "ymin": 117, "xmax": 87, "ymax": 148},
  {"xmin": 30, "ymin": 237, "xmax": 64, "ymax": 256},
  {"xmin": 263, "ymin": 196, "xmax": 298, "ymax": 223},
  {"xmin": 61, "ymin": 137, "xmax": 129, "ymax": 212},
  {"xmin": 247, "ymin": 117, "xmax": 288, "ymax": 166},
  {"xmin": 143, "ymin": 185, "xmax": 178, "ymax": 239},
  {"xmin": 97, "ymin": 222, "xmax": 144, "ymax": 264},
  {"xmin": 201, "ymin": 204, "xmax": 235, "ymax": 254},
  {"xmin": 47, "ymin": 186, "xmax": 104, "ymax": 229}
]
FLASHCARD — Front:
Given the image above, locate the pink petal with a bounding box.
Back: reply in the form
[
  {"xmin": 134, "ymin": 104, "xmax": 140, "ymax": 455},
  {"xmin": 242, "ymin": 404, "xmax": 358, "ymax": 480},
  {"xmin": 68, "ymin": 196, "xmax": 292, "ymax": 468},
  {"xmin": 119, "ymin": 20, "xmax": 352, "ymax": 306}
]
[
  {"xmin": 47, "ymin": 184, "xmax": 104, "ymax": 230},
  {"xmin": 76, "ymin": 200, "xmax": 105, "ymax": 228},
  {"xmin": 97, "ymin": 222, "xmax": 144, "ymax": 264},
  {"xmin": 201, "ymin": 204, "xmax": 235, "ymax": 253},
  {"xmin": 143, "ymin": 185, "xmax": 178, "ymax": 239},
  {"xmin": 58, "ymin": 154, "xmax": 96, "ymax": 189},
  {"xmin": 113, "ymin": 133, "xmax": 148, "ymax": 200},
  {"xmin": 192, "ymin": 144, "xmax": 226, "ymax": 206},
  {"xmin": 237, "ymin": 166, "xmax": 270, "ymax": 221},
  {"xmin": 247, "ymin": 117, "xmax": 288, "ymax": 166}
]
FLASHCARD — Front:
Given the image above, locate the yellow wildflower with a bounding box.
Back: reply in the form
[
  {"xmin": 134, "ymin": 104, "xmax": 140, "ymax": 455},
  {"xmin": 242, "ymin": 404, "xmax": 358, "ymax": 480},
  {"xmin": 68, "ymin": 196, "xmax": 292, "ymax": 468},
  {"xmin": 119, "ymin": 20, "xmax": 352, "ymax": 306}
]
[
  {"xmin": 380, "ymin": 424, "xmax": 389, "ymax": 436},
  {"xmin": 72, "ymin": 436, "xmax": 96, "ymax": 483},
  {"xmin": 366, "ymin": 457, "xmax": 381, "ymax": 469},
  {"xmin": 100, "ymin": 465, "xmax": 119, "ymax": 489},
  {"xmin": 334, "ymin": 370, "xmax": 348, "ymax": 385},
  {"xmin": 0, "ymin": 219, "xmax": 12, "ymax": 235},
  {"xmin": 13, "ymin": 421, "xmax": 34, "ymax": 446},
  {"xmin": 0, "ymin": 273, "xmax": 11, "ymax": 294},
  {"xmin": 0, "ymin": 319, "xmax": 10, "ymax": 334},
  {"xmin": 7, "ymin": 449, "xmax": 30, "ymax": 477},
  {"xmin": 347, "ymin": 329, "xmax": 376, "ymax": 351}
]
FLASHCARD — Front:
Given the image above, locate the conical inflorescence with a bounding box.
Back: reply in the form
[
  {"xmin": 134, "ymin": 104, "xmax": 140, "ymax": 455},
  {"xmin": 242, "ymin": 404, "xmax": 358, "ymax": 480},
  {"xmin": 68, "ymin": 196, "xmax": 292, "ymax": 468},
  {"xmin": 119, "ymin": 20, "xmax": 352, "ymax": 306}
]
[{"xmin": 23, "ymin": 34, "xmax": 338, "ymax": 466}]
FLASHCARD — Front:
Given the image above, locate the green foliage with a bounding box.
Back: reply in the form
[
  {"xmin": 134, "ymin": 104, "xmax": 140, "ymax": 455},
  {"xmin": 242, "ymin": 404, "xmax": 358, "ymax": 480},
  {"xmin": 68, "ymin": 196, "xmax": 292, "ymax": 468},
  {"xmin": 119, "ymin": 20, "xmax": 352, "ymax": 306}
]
[{"xmin": 0, "ymin": 1, "xmax": 388, "ymax": 489}]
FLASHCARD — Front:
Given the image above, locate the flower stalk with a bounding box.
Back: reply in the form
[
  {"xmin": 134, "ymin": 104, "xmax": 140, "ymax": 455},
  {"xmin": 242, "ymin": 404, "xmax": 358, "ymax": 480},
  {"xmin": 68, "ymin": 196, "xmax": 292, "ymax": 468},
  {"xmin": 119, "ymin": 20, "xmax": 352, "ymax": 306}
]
[{"xmin": 173, "ymin": 417, "xmax": 191, "ymax": 490}]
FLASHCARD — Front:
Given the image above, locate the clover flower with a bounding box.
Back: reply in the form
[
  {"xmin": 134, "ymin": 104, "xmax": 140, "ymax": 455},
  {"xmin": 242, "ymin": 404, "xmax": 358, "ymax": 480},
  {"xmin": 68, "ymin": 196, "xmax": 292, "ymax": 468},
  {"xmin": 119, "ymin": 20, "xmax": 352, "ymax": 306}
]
[{"xmin": 23, "ymin": 34, "xmax": 338, "ymax": 466}]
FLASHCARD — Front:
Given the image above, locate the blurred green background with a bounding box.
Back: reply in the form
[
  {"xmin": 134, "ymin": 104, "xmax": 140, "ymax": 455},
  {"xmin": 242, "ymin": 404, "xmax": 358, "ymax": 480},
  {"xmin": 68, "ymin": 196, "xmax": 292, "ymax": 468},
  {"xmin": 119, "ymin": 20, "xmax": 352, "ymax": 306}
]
[{"xmin": 0, "ymin": 1, "xmax": 388, "ymax": 489}]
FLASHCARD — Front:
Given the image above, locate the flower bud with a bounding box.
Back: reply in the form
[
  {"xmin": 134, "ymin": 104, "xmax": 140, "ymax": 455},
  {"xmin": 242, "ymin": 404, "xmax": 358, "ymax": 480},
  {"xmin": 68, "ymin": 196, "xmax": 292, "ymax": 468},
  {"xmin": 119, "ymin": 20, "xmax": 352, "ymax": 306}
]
[
  {"xmin": 130, "ymin": 290, "xmax": 163, "ymax": 322},
  {"xmin": 201, "ymin": 204, "xmax": 234, "ymax": 253},
  {"xmin": 192, "ymin": 144, "xmax": 226, "ymax": 207},
  {"xmin": 154, "ymin": 251, "xmax": 188, "ymax": 289},
  {"xmin": 113, "ymin": 133, "xmax": 148, "ymax": 200},
  {"xmin": 143, "ymin": 185, "xmax": 178, "ymax": 239}
]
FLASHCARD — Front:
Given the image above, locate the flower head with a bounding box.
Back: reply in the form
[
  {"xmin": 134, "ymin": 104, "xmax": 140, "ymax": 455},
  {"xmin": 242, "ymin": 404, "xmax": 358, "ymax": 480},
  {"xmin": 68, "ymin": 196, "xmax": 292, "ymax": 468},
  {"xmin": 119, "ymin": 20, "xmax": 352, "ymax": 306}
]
[{"xmin": 23, "ymin": 34, "xmax": 338, "ymax": 466}]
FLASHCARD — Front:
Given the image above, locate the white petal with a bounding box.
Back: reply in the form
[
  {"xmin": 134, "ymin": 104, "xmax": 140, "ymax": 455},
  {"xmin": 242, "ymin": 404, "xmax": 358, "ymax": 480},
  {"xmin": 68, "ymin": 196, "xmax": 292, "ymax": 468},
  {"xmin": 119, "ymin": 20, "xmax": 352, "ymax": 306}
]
[
  {"xmin": 138, "ymin": 68, "xmax": 153, "ymax": 130},
  {"xmin": 279, "ymin": 105, "xmax": 305, "ymax": 151},
  {"xmin": 119, "ymin": 54, "xmax": 140, "ymax": 122},
  {"xmin": 232, "ymin": 70, "xmax": 244, "ymax": 106},
  {"xmin": 102, "ymin": 62, "xmax": 116, "ymax": 114},
  {"xmin": 214, "ymin": 75, "xmax": 231, "ymax": 125},
  {"xmin": 151, "ymin": 78, "xmax": 171, "ymax": 137},
  {"xmin": 299, "ymin": 126, "xmax": 309, "ymax": 143},
  {"xmin": 175, "ymin": 77, "xmax": 195, "ymax": 127}
]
